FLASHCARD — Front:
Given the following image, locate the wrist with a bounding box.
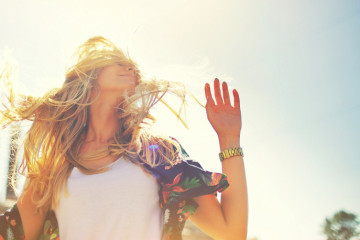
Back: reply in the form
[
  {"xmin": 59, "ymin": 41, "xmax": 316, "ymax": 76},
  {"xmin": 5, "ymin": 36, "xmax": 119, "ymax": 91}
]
[{"xmin": 218, "ymin": 135, "xmax": 240, "ymax": 151}]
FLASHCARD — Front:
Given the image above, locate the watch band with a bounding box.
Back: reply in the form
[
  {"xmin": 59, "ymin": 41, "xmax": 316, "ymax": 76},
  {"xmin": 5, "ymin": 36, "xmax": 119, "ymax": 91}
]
[{"xmin": 219, "ymin": 147, "xmax": 244, "ymax": 161}]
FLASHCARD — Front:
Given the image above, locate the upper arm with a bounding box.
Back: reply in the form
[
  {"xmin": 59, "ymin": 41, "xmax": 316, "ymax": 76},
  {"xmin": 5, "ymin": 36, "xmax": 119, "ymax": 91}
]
[
  {"xmin": 189, "ymin": 194, "xmax": 228, "ymax": 240},
  {"xmin": 17, "ymin": 179, "xmax": 48, "ymax": 240}
]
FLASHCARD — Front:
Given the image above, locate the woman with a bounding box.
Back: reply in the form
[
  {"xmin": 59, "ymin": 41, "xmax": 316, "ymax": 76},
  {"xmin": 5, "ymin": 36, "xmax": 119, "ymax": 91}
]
[{"xmin": 0, "ymin": 36, "xmax": 247, "ymax": 240}]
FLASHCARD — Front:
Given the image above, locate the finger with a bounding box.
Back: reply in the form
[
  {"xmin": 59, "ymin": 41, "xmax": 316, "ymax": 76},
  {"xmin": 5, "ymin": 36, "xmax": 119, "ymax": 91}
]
[
  {"xmin": 233, "ymin": 89, "xmax": 240, "ymax": 110},
  {"xmin": 222, "ymin": 81, "xmax": 231, "ymax": 106},
  {"xmin": 204, "ymin": 83, "xmax": 215, "ymax": 107},
  {"xmin": 214, "ymin": 78, "xmax": 224, "ymax": 105}
]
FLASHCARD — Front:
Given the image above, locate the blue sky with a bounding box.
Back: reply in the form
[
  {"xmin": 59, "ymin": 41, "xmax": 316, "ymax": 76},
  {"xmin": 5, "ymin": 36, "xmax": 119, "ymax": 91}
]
[{"xmin": 0, "ymin": 0, "xmax": 359, "ymax": 239}]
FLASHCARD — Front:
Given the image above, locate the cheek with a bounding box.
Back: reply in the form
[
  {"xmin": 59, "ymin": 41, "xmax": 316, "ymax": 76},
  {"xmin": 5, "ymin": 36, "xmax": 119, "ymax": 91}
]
[{"xmin": 96, "ymin": 70, "xmax": 116, "ymax": 88}]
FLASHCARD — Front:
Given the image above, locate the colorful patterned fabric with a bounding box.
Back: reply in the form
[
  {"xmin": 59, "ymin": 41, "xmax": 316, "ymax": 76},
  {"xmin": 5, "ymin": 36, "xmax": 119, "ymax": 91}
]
[{"xmin": 0, "ymin": 137, "xmax": 229, "ymax": 240}]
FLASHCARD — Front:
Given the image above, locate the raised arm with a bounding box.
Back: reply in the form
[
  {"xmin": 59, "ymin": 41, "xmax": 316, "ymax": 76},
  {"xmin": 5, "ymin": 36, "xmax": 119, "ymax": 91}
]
[{"xmin": 190, "ymin": 78, "xmax": 248, "ymax": 240}]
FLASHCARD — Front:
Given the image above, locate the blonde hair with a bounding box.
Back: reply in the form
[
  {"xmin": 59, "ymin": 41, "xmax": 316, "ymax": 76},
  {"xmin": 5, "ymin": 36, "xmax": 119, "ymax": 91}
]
[{"xmin": 0, "ymin": 36, "xmax": 204, "ymax": 214}]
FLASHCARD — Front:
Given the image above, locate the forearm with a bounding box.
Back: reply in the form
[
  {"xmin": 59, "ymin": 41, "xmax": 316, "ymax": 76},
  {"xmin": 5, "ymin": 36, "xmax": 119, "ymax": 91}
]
[{"xmin": 218, "ymin": 135, "xmax": 248, "ymax": 240}]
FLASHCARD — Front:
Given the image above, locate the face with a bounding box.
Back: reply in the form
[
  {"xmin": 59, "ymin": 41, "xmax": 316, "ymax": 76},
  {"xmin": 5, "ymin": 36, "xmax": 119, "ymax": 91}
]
[{"xmin": 95, "ymin": 63, "xmax": 138, "ymax": 93}]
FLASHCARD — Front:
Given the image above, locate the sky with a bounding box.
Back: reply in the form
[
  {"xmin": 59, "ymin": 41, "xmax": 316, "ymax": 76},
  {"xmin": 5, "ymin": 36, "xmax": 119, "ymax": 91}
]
[{"xmin": 0, "ymin": 0, "xmax": 360, "ymax": 239}]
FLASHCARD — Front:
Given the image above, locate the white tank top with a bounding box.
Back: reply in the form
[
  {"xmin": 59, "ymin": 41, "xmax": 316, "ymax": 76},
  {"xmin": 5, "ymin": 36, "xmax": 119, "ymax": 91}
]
[{"xmin": 54, "ymin": 156, "xmax": 164, "ymax": 240}]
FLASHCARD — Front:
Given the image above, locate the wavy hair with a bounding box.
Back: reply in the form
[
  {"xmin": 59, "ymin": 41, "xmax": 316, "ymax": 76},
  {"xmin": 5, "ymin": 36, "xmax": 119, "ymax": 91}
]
[{"xmin": 0, "ymin": 36, "xmax": 204, "ymax": 214}]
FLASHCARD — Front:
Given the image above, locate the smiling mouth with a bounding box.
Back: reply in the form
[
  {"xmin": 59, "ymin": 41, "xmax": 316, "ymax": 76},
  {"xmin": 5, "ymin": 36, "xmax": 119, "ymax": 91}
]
[{"xmin": 119, "ymin": 74, "xmax": 133, "ymax": 77}]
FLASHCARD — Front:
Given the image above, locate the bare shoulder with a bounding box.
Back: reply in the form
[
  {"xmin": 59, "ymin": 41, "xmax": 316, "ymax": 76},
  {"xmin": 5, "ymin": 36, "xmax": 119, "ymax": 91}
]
[{"xmin": 17, "ymin": 179, "xmax": 49, "ymax": 240}]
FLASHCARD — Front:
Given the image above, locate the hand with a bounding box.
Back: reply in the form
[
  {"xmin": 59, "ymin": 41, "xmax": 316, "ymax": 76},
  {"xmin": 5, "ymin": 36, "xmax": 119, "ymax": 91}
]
[{"xmin": 204, "ymin": 78, "xmax": 242, "ymax": 140}]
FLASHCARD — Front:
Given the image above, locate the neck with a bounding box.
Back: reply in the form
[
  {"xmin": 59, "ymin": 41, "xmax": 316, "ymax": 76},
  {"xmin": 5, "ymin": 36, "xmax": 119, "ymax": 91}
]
[{"xmin": 84, "ymin": 91, "xmax": 123, "ymax": 145}]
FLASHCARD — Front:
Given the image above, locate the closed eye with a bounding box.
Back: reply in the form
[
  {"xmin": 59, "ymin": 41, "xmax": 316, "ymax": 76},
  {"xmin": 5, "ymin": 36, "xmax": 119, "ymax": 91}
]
[{"xmin": 118, "ymin": 63, "xmax": 135, "ymax": 70}]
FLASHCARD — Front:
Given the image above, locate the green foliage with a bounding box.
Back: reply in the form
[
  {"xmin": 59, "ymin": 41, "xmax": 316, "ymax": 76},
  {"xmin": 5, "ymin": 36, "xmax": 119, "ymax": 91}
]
[
  {"xmin": 322, "ymin": 210, "xmax": 360, "ymax": 240},
  {"xmin": 182, "ymin": 204, "xmax": 197, "ymax": 215},
  {"xmin": 199, "ymin": 173, "xmax": 211, "ymax": 186},
  {"xmin": 180, "ymin": 176, "xmax": 201, "ymax": 189}
]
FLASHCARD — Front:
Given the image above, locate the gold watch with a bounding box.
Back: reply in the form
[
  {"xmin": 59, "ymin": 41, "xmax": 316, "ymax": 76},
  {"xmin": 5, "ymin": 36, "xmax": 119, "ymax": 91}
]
[{"xmin": 219, "ymin": 147, "xmax": 244, "ymax": 161}]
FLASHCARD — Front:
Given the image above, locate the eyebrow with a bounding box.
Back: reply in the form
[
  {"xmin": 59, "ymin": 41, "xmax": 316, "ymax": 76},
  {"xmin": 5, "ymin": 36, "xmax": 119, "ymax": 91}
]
[{"xmin": 117, "ymin": 63, "xmax": 135, "ymax": 67}]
